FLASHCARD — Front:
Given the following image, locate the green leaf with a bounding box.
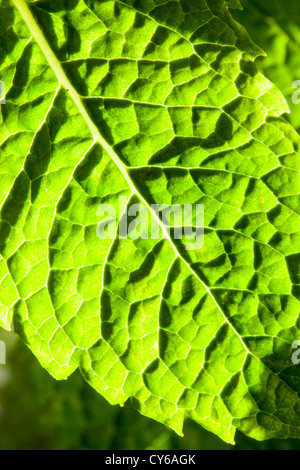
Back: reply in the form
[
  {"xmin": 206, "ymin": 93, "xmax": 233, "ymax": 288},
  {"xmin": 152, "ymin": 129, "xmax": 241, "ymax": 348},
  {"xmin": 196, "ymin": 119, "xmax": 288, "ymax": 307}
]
[{"xmin": 1, "ymin": 0, "xmax": 300, "ymax": 444}]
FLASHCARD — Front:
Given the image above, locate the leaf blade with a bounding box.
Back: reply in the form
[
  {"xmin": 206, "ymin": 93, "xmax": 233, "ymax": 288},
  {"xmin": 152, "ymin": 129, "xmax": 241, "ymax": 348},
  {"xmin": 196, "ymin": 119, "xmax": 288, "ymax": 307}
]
[{"xmin": 1, "ymin": 0, "xmax": 300, "ymax": 443}]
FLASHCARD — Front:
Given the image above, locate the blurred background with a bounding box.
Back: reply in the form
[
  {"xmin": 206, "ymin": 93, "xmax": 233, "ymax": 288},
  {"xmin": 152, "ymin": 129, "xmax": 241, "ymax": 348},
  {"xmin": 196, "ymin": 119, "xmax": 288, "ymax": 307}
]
[{"xmin": 1, "ymin": 0, "xmax": 300, "ymax": 450}]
